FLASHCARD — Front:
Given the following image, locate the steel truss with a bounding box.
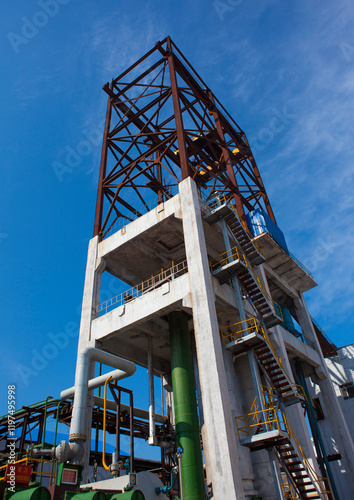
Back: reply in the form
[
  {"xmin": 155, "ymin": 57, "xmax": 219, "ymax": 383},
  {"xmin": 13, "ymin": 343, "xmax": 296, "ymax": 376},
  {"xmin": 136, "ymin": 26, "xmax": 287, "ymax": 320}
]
[{"xmin": 94, "ymin": 36, "xmax": 275, "ymax": 238}]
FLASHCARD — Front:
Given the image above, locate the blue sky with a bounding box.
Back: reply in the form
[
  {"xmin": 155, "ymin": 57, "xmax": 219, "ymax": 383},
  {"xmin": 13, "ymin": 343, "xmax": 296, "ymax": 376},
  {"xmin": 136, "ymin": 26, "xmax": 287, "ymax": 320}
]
[{"xmin": 1, "ymin": 0, "xmax": 354, "ymax": 428}]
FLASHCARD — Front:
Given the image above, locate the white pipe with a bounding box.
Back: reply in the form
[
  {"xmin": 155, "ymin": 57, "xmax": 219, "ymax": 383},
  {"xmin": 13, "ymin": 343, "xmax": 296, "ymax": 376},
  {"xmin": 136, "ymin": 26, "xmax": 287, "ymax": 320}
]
[
  {"xmin": 61, "ymin": 369, "xmax": 129, "ymax": 399},
  {"xmin": 68, "ymin": 347, "xmax": 136, "ymax": 442},
  {"xmin": 148, "ymin": 337, "xmax": 157, "ymax": 445}
]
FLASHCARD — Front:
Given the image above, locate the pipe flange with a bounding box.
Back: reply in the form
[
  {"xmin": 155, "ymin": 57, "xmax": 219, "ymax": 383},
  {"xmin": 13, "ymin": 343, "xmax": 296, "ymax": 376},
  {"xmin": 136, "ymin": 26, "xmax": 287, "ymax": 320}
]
[
  {"xmin": 57, "ymin": 440, "xmax": 67, "ymax": 463},
  {"xmin": 69, "ymin": 433, "xmax": 86, "ymax": 442}
]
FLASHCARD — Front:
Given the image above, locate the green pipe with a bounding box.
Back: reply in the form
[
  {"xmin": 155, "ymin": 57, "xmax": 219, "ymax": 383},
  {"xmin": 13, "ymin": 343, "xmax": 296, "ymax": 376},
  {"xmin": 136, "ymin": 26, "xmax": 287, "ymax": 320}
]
[
  {"xmin": 9, "ymin": 486, "xmax": 51, "ymax": 500},
  {"xmin": 50, "ymin": 400, "xmax": 62, "ymax": 486},
  {"xmin": 71, "ymin": 492, "xmax": 107, "ymax": 500},
  {"xmin": 169, "ymin": 311, "xmax": 205, "ymax": 499},
  {"xmin": 111, "ymin": 491, "xmax": 145, "ymax": 500},
  {"xmin": 295, "ymin": 361, "xmax": 340, "ymax": 500}
]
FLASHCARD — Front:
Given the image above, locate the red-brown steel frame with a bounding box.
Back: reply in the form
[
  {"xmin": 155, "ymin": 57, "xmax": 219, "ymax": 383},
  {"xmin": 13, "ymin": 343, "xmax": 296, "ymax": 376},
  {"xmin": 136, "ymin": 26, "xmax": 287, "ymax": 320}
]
[{"xmin": 94, "ymin": 36, "xmax": 276, "ymax": 238}]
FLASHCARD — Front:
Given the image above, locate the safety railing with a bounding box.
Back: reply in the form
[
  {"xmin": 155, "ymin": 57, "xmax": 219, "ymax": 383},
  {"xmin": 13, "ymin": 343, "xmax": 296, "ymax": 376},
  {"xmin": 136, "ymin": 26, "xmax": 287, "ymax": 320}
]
[
  {"xmin": 261, "ymin": 329, "xmax": 307, "ymax": 400},
  {"xmin": 103, "ymin": 185, "xmax": 179, "ymax": 239},
  {"xmin": 209, "ymin": 246, "xmax": 246, "ymax": 273},
  {"xmin": 220, "ymin": 317, "xmax": 264, "ymax": 345},
  {"xmin": 0, "ymin": 457, "xmax": 56, "ymax": 486},
  {"xmin": 281, "ymin": 323, "xmax": 316, "ymax": 350},
  {"xmin": 98, "ymin": 260, "xmax": 188, "ymax": 316},
  {"xmin": 201, "ymin": 192, "xmax": 228, "ymax": 213},
  {"xmin": 281, "ymin": 484, "xmax": 300, "ymax": 499},
  {"xmin": 201, "ymin": 194, "xmax": 265, "ymax": 259},
  {"xmin": 229, "ymin": 203, "xmax": 266, "ymax": 259},
  {"xmin": 250, "ymin": 218, "xmax": 314, "ymax": 279},
  {"xmin": 282, "ymin": 414, "xmax": 334, "ymax": 500},
  {"xmin": 235, "ymin": 401, "xmax": 286, "ymax": 441},
  {"xmin": 210, "ymin": 248, "xmax": 283, "ymax": 322},
  {"xmin": 220, "ymin": 316, "xmax": 305, "ymax": 400}
]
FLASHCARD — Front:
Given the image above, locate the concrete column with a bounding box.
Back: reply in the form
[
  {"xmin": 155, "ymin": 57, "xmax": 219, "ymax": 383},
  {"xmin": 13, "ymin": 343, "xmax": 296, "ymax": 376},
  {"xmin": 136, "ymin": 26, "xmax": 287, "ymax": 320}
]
[
  {"xmin": 271, "ymin": 326, "xmax": 320, "ymax": 473},
  {"xmin": 295, "ymin": 294, "xmax": 354, "ymax": 492},
  {"xmin": 179, "ymin": 177, "xmax": 245, "ymax": 499},
  {"xmin": 222, "ymin": 349, "xmax": 259, "ymax": 498},
  {"xmin": 220, "ymin": 220, "xmax": 271, "ymax": 497},
  {"xmin": 71, "ymin": 236, "xmax": 100, "ymax": 482}
]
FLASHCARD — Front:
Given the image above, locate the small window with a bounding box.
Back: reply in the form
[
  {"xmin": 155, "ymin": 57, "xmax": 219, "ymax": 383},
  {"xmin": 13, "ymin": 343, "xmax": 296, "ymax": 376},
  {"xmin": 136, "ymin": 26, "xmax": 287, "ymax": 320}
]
[{"xmin": 339, "ymin": 382, "xmax": 354, "ymax": 400}]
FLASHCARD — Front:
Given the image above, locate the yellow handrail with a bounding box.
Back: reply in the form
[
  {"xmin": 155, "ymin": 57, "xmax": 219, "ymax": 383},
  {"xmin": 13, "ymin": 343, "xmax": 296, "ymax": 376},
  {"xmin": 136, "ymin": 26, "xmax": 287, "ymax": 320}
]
[
  {"xmin": 210, "ymin": 247, "xmax": 282, "ymax": 321},
  {"xmin": 220, "ymin": 317, "xmax": 263, "ymax": 345},
  {"xmin": 0, "ymin": 458, "xmax": 56, "ymax": 483},
  {"xmin": 282, "ymin": 413, "xmax": 333, "ymax": 499},
  {"xmin": 235, "ymin": 392, "xmax": 333, "ymax": 499},
  {"xmin": 282, "ymin": 483, "xmax": 300, "ymax": 499},
  {"xmin": 209, "ymin": 246, "xmax": 244, "ymax": 272},
  {"xmin": 102, "ymin": 375, "xmax": 113, "ymax": 471}
]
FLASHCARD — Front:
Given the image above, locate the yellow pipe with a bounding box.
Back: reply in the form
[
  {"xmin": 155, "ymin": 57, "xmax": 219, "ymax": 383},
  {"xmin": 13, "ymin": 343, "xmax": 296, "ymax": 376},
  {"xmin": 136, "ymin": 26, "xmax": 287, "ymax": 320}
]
[{"xmin": 102, "ymin": 375, "xmax": 112, "ymax": 471}]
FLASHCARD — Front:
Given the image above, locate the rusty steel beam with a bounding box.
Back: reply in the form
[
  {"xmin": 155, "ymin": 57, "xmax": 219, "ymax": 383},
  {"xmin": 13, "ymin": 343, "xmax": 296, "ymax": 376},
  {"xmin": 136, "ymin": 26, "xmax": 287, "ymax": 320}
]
[{"xmin": 93, "ymin": 37, "xmax": 275, "ymax": 237}]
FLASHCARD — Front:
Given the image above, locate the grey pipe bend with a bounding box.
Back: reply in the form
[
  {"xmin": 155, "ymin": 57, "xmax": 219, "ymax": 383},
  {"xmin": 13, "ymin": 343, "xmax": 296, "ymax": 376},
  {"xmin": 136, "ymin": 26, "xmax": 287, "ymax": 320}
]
[{"xmin": 68, "ymin": 347, "xmax": 136, "ymax": 442}]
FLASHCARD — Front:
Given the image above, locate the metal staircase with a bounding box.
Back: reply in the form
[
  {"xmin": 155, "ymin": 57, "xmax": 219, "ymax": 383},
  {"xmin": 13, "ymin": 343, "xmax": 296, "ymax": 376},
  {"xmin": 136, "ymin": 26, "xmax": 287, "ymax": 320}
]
[
  {"xmin": 235, "ymin": 391, "xmax": 333, "ymax": 500},
  {"xmin": 202, "ymin": 194, "xmax": 264, "ymax": 266},
  {"xmin": 221, "ymin": 318, "xmax": 302, "ymax": 404},
  {"xmin": 210, "ymin": 247, "xmax": 283, "ymax": 327},
  {"xmin": 204, "ymin": 194, "xmax": 332, "ymax": 499},
  {"xmin": 276, "ymin": 440, "xmax": 320, "ymax": 499}
]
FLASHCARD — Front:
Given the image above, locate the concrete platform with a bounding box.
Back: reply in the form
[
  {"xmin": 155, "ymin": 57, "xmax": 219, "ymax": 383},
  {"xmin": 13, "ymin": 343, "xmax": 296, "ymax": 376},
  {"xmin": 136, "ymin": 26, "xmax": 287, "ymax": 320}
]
[
  {"xmin": 211, "ymin": 258, "xmax": 245, "ymax": 283},
  {"xmin": 203, "ymin": 202, "xmax": 233, "ymax": 224},
  {"xmin": 240, "ymin": 429, "xmax": 288, "ymax": 450},
  {"xmin": 225, "ymin": 332, "xmax": 265, "ymax": 354},
  {"xmin": 253, "ymin": 232, "xmax": 317, "ymax": 293}
]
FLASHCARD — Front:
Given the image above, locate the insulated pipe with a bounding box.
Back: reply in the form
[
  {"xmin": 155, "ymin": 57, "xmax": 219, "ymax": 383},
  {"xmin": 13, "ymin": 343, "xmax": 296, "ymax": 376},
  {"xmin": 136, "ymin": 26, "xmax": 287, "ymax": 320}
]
[
  {"xmin": 61, "ymin": 369, "xmax": 131, "ymax": 399},
  {"xmin": 169, "ymin": 311, "xmax": 205, "ymax": 499},
  {"xmin": 68, "ymin": 347, "xmax": 136, "ymax": 443},
  {"xmin": 148, "ymin": 337, "xmax": 157, "ymax": 445}
]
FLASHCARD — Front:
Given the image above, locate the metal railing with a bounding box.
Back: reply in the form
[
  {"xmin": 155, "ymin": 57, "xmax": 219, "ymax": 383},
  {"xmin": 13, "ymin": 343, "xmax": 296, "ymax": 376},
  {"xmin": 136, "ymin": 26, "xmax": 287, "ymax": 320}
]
[
  {"xmin": 281, "ymin": 484, "xmax": 300, "ymax": 499},
  {"xmin": 220, "ymin": 317, "xmax": 264, "ymax": 345},
  {"xmin": 251, "ymin": 219, "xmax": 314, "ymax": 279},
  {"xmin": 235, "ymin": 399, "xmax": 287, "ymax": 440},
  {"xmin": 282, "ymin": 413, "xmax": 334, "ymax": 499},
  {"xmin": 235, "ymin": 395, "xmax": 333, "ymax": 499},
  {"xmin": 0, "ymin": 457, "xmax": 56, "ymax": 486},
  {"xmin": 98, "ymin": 260, "xmax": 188, "ymax": 316},
  {"xmin": 220, "ymin": 316, "xmax": 305, "ymax": 400},
  {"xmin": 201, "ymin": 194, "xmax": 265, "ymax": 259},
  {"xmin": 209, "ymin": 246, "xmax": 245, "ymax": 273},
  {"xmin": 201, "ymin": 192, "xmax": 313, "ymax": 278},
  {"xmin": 210, "ymin": 248, "xmax": 283, "ymax": 322},
  {"xmin": 280, "ymin": 323, "xmax": 316, "ymax": 350}
]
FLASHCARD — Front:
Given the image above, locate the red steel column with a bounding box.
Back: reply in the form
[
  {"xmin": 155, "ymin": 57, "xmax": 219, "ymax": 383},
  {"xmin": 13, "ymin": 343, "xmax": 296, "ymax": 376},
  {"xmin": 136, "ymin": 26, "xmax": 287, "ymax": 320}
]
[
  {"xmin": 166, "ymin": 39, "xmax": 192, "ymax": 180},
  {"xmin": 93, "ymin": 82, "xmax": 113, "ymax": 237}
]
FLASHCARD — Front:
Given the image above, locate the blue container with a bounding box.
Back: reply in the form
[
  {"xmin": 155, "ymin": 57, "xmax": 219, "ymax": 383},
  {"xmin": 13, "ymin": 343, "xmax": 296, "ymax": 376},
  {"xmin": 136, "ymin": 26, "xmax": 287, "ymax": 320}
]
[{"xmin": 246, "ymin": 208, "xmax": 288, "ymax": 252}]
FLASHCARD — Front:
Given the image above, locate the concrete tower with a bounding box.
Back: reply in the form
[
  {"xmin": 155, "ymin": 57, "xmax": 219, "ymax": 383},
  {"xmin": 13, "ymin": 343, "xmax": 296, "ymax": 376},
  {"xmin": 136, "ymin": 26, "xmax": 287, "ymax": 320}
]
[{"xmin": 65, "ymin": 37, "xmax": 354, "ymax": 499}]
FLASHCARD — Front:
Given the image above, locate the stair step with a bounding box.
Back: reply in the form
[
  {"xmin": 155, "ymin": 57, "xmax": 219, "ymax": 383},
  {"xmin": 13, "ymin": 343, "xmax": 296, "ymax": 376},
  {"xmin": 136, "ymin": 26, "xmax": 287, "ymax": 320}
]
[
  {"xmin": 255, "ymin": 350, "xmax": 270, "ymax": 356},
  {"xmin": 261, "ymin": 362, "xmax": 279, "ymax": 369},
  {"xmin": 274, "ymin": 382, "xmax": 291, "ymax": 388},
  {"xmin": 268, "ymin": 369, "xmax": 283, "ymax": 376}
]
